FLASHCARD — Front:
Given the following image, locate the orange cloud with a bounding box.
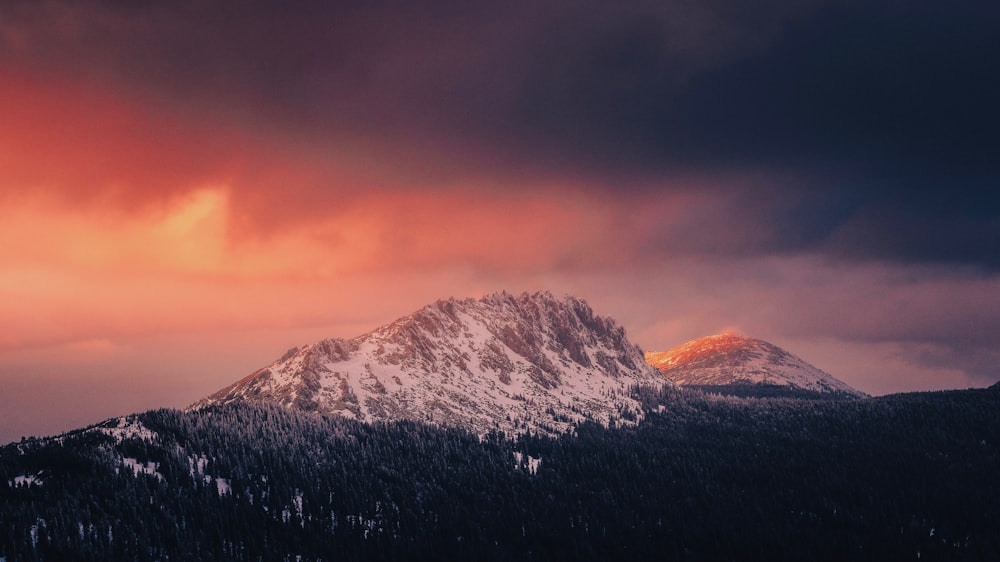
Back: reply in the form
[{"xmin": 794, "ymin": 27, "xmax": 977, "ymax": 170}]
[{"xmin": 0, "ymin": 175, "xmax": 642, "ymax": 354}]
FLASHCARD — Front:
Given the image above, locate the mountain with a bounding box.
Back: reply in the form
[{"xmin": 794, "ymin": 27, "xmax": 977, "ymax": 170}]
[
  {"xmin": 193, "ymin": 291, "xmax": 667, "ymax": 435},
  {"xmin": 645, "ymin": 332, "xmax": 866, "ymax": 398}
]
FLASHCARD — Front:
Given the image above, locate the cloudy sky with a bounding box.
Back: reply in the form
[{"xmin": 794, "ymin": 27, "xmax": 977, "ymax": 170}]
[{"xmin": 1, "ymin": 0, "xmax": 998, "ymax": 442}]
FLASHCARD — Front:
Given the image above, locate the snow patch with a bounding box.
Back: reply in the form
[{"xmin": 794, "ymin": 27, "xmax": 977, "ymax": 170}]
[
  {"xmin": 122, "ymin": 457, "xmax": 164, "ymax": 481},
  {"xmin": 95, "ymin": 416, "xmax": 158, "ymax": 442},
  {"xmin": 187, "ymin": 453, "xmax": 233, "ymax": 495},
  {"xmin": 188, "ymin": 454, "xmax": 209, "ymax": 477},
  {"xmin": 513, "ymin": 451, "xmax": 541, "ymax": 475},
  {"xmin": 11, "ymin": 473, "xmax": 44, "ymax": 487}
]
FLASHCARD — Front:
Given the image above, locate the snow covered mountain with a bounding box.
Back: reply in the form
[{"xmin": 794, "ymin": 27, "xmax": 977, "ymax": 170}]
[
  {"xmin": 645, "ymin": 333, "xmax": 866, "ymax": 397},
  {"xmin": 193, "ymin": 291, "xmax": 668, "ymax": 435}
]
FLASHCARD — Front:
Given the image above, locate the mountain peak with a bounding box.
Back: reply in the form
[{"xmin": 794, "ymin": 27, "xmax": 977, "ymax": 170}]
[
  {"xmin": 645, "ymin": 333, "xmax": 866, "ymax": 397},
  {"xmin": 646, "ymin": 332, "xmax": 765, "ymax": 369},
  {"xmin": 194, "ymin": 292, "xmax": 668, "ymax": 435}
]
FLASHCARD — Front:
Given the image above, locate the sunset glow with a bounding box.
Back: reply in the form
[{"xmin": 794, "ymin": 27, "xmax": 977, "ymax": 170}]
[{"xmin": 1, "ymin": 0, "xmax": 998, "ymax": 443}]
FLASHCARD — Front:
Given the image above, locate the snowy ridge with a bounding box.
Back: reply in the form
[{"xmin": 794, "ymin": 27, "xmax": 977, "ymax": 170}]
[
  {"xmin": 192, "ymin": 291, "xmax": 668, "ymax": 435},
  {"xmin": 645, "ymin": 333, "xmax": 866, "ymax": 397},
  {"xmin": 91, "ymin": 415, "xmax": 159, "ymax": 443}
]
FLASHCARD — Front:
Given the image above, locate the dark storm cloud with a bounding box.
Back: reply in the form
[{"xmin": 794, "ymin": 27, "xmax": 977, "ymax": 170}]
[
  {"xmin": 513, "ymin": 1, "xmax": 1000, "ymax": 266},
  {"xmin": 661, "ymin": 1, "xmax": 1000, "ymax": 267},
  {"xmin": 2, "ymin": 0, "xmax": 997, "ymax": 267},
  {"xmin": 0, "ymin": 0, "xmax": 811, "ymax": 167},
  {"xmin": 665, "ymin": 3, "xmax": 1000, "ymax": 167}
]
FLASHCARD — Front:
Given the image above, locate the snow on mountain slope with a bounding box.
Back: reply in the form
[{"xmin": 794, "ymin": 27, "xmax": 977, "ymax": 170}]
[
  {"xmin": 192, "ymin": 291, "xmax": 669, "ymax": 435},
  {"xmin": 645, "ymin": 333, "xmax": 866, "ymax": 397}
]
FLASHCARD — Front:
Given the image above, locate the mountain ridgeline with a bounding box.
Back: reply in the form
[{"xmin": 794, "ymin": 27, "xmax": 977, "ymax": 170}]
[
  {"xmin": 2, "ymin": 291, "xmax": 998, "ymax": 560},
  {"xmin": 193, "ymin": 291, "xmax": 665, "ymax": 436}
]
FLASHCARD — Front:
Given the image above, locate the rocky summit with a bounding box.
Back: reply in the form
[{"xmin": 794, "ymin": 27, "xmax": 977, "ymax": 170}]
[{"xmin": 193, "ymin": 291, "xmax": 668, "ymax": 435}]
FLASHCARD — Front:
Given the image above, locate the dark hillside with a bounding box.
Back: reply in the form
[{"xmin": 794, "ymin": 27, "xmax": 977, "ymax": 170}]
[{"xmin": 2, "ymin": 388, "xmax": 998, "ymax": 560}]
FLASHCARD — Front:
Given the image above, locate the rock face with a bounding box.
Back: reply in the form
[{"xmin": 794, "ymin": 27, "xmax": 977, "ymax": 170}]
[
  {"xmin": 193, "ymin": 291, "xmax": 668, "ymax": 435},
  {"xmin": 645, "ymin": 333, "xmax": 866, "ymax": 397}
]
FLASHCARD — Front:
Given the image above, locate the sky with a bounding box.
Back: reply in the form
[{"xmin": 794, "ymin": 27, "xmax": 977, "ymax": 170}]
[{"xmin": 1, "ymin": 0, "xmax": 999, "ymax": 443}]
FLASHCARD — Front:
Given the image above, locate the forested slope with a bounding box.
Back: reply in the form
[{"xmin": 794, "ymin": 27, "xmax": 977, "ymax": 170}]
[{"xmin": 2, "ymin": 386, "xmax": 998, "ymax": 560}]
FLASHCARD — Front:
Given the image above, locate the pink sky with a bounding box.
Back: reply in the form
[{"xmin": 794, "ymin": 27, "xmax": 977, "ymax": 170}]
[{"xmin": 2, "ymin": 0, "xmax": 998, "ymax": 443}]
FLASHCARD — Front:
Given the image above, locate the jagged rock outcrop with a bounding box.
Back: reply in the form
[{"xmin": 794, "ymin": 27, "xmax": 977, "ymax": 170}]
[{"xmin": 193, "ymin": 291, "xmax": 668, "ymax": 435}]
